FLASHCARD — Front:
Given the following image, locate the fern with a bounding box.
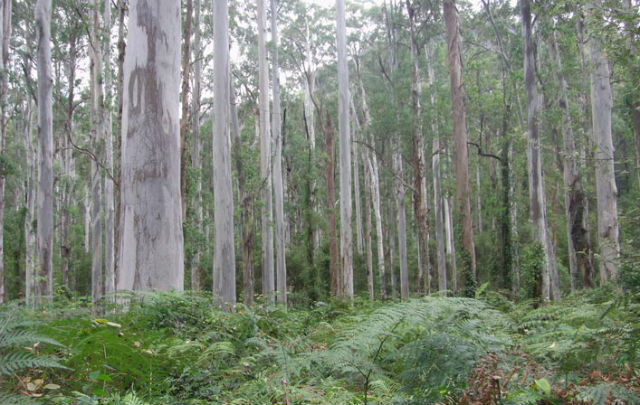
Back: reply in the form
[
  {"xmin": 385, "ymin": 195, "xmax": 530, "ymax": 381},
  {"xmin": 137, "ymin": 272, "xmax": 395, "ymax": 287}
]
[{"xmin": 576, "ymin": 383, "xmax": 640, "ymax": 405}]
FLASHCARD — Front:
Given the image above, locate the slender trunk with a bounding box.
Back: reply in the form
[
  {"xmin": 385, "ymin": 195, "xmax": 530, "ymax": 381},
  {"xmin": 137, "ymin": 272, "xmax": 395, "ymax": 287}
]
[
  {"xmin": 588, "ymin": 2, "xmax": 620, "ymax": 283},
  {"xmin": 406, "ymin": 0, "xmax": 429, "ymax": 295},
  {"xmin": 258, "ymin": 0, "xmax": 274, "ymax": 301},
  {"xmin": 443, "ymin": 0, "xmax": 477, "ymax": 290},
  {"xmin": 0, "ymin": 0, "xmax": 9, "ymax": 303},
  {"xmin": 180, "ymin": 0, "xmax": 192, "ymax": 222},
  {"xmin": 103, "ymin": 0, "xmax": 115, "ymax": 299},
  {"xmin": 118, "ymin": 0, "xmax": 184, "ymax": 292},
  {"xmin": 25, "ymin": 101, "xmax": 36, "ymax": 305},
  {"xmin": 445, "ymin": 194, "xmax": 457, "ymax": 294},
  {"xmin": 427, "ymin": 44, "xmax": 446, "ymax": 292},
  {"xmin": 190, "ymin": 0, "xmax": 202, "ymax": 291},
  {"xmin": 351, "ymin": 97, "xmax": 364, "ymax": 256},
  {"xmin": 114, "ymin": 0, "xmax": 126, "ymax": 289},
  {"xmin": 271, "ymin": 0, "xmax": 287, "ymax": 305},
  {"xmin": 35, "ymin": 0, "xmax": 54, "ymax": 304},
  {"xmin": 363, "ymin": 147, "xmax": 374, "ymax": 300},
  {"xmin": 325, "ymin": 113, "xmax": 339, "ymax": 297},
  {"xmin": 336, "ymin": 0, "xmax": 353, "ymax": 299},
  {"xmin": 624, "ymin": 0, "xmax": 640, "ymax": 191},
  {"xmin": 394, "ymin": 151, "xmax": 409, "ymax": 299}
]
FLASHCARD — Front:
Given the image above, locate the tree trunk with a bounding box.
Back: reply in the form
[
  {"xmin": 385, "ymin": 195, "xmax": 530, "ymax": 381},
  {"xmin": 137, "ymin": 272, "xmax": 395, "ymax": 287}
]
[
  {"xmin": 445, "ymin": 194, "xmax": 457, "ymax": 293},
  {"xmin": 103, "ymin": 0, "xmax": 115, "ymax": 300},
  {"xmin": 258, "ymin": 0, "xmax": 274, "ymax": 302},
  {"xmin": 521, "ymin": 0, "xmax": 559, "ymax": 301},
  {"xmin": 118, "ymin": 0, "xmax": 184, "ymax": 292},
  {"xmin": 406, "ymin": 0, "xmax": 429, "ymax": 295},
  {"xmin": 336, "ymin": 0, "xmax": 353, "ymax": 299},
  {"xmin": 624, "ymin": 0, "xmax": 640, "ymax": 191},
  {"xmin": 0, "ymin": 0, "xmax": 9, "ymax": 304},
  {"xmin": 35, "ymin": 0, "xmax": 54, "ymax": 304},
  {"xmin": 588, "ymin": 2, "xmax": 620, "ymax": 284},
  {"xmin": 443, "ymin": 0, "xmax": 477, "ymax": 291},
  {"xmin": 271, "ymin": 0, "xmax": 287, "ymax": 305},
  {"xmin": 190, "ymin": 0, "xmax": 202, "ymax": 292},
  {"xmin": 212, "ymin": 0, "xmax": 235, "ymax": 306},
  {"xmin": 114, "ymin": 0, "xmax": 126, "ymax": 289},
  {"xmin": 325, "ymin": 113, "xmax": 339, "ymax": 297},
  {"xmin": 548, "ymin": 30, "xmax": 592, "ymax": 292},
  {"xmin": 394, "ymin": 150, "xmax": 409, "ymax": 299},
  {"xmin": 24, "ymin": 101, "xmax": 36, "ymax": 306},
  {"xmin": 363, "ymin": 147, "xmax": 374, "ymax": 300},
  {"xmin": 427, "ymin": 43, "xmax": 446, "ymax": 293},
  {"xmin": 352, "ymin": 97, "xmax": 364, "ymax": 256},
  {"xmin": 180, "ymin": 0, "xmax": 192, "ymax": 222}
]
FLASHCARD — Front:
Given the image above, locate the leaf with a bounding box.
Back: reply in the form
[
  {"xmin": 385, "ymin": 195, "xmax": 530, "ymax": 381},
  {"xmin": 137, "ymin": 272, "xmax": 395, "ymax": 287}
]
[
  {"xmin": 43, "ymin": 383, "xmax": 60, "ymax": 390},
  {"xmin": 535, "ymin": 378, "xmax": 551, "ymax": 396}
]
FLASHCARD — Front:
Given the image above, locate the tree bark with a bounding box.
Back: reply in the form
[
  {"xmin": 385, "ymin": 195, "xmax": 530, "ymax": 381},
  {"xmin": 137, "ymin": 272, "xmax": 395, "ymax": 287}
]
[
  {"xmin": 24, "ymin": 101, "xmax": 36, "ymax": 305},
  {"xmin": 588, "ymin": 2, "xmax": 620, "ymax": 284},
  {"xmin": 427, "ymin": 43, "xmax": 446, "ymax": 292},
  {"xmin": 548, "ymin": 29, "xmax": 592, "ymax": 292},
  {"xmin": 406, "ymin": 0, "xmax": 429, "ymax": 295},
  {"xmin": 190, "ymin": 0, "xmax": 202, "ymax": 292},
  {"xmin": 118, "ymin": 0, "xmax": 184, "ymax": 292},
  {"xmin": 443, "ymin": 0, "xmax": 477, "ymax": 290},
  {"xmin": 521, "ymin": 0, "xmax": 559, "ymax": 301},
  {"xmin": 0, "ymin": 0, "xmax": 9, "ymax": 304},
  {"xmin": 258, "ymin": 0, "xmax": 274, "ymax": 302},
  {"xmin": 271, "ymin": 0, "xmax": 287, "ymax": 305},
  {"xmin": 180, "ymin": 0, "xmax": 192, "ymax": 223},
  {"xmin": 325, "ymin": 112, "xmax": 339, "ymax": 297},
  {"xmin": 212, "ymin": 0, "xmax": 236, "ymax": 307},
  {"xmin": 336, "ymin": 0, "xmax": 353, "ymax": 299},
  {"xmin": 35, "ymin": 0, "xmax": 54, "ymax": 304}
]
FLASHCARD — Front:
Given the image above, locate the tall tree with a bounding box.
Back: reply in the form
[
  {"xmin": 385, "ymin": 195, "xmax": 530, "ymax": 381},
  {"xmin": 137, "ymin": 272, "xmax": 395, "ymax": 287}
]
[
  {"xmin": 443, "ymin": 0, "xmax": 476, "ymax": 290},
  {"xmin": 0, "ymin": 0, "xmax": 10, "ymax": 304},
  {"xmin": 521, "ymin": 0, "xmax": 560, "ymax": 301},
  {"xmin": 588, "ymin": 0, "xmax": 620, "ymax": 284},
  {"xmin": 180, "ymin": 0, "xmax": 192, "ymax": 221},
  {"xmin": 271, "ymin": 0, "xmax": 287, "ymax": 304},
  {"xmin": 258, "ymin": 0, "xmax": 274, "ymax": 301},
  {"xmin": 36, "ymin": 0, "xmax": 54, "ymax": 303},
  {"xmin": 336, "ymin": 0, "xmax": 353, "ymax": 299},
  {"xmin": 117, "ymin": 0, "xmax": 184, "ymax": 292},
  {"xmin": 212, "ymin": 0, "xmax": 236, "ymax": 306},
  {"xmin": 406, "ymin": 0, "xmax": 429, "ymax": 295},
  {"xmin": 190, "ymin": 0, "xmax": 202, "ymax": 291}
]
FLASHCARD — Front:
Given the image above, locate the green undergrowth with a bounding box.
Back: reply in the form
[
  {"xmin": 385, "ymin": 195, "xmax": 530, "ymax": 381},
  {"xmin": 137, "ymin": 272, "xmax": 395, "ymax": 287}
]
[{"xmin": 0, "ymin": 288, "xmax": 638, "ymax": 404}]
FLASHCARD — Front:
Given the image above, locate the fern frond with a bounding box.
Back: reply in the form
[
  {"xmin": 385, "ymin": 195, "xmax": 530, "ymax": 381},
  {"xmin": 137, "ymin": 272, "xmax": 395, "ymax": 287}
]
[{"xmin": 0, "ymin": 351, "xmax": 67, "ymax": 376}]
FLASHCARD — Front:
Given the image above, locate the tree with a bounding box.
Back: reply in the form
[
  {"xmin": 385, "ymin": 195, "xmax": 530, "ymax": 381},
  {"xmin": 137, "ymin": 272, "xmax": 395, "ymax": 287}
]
[
  {"xmin": 258, "ymin": 0, "xmax": 274, "ymax": 302},
  {"xmin": 212, "ymin": 0, "xmax": 236, "ymax": 307},
  {"xmin": 35, "ymin": 0, "xmax": 54, "ymax": 304},
  {"xmin": 443, "ymin": 0, "xmax": 476, "ymax": 291},
  {"xmin": 588, "ymin": 0, "xmax": 620, "ymax": 284},
  {"xmin": 521, "ymin": 0, "xmax": 560, "ymax": 301},
  {"xmin": 117, "ymin": 0, "xmax": 184, "ymax": 292},
  {"xmin": 336, "ymin": 0, "xmax": 353, "ymax": 299},
  {"xmin": 271, "ymin": 0, "xmax": 287, "ymax": 305},
  {"xmin": 0, "ymin": 0, "xmax": 10, "ymax": 304}
]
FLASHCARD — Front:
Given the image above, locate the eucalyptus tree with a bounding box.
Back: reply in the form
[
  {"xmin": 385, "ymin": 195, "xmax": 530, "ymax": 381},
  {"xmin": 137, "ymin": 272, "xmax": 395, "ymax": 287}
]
[
  {"xmin": 117, "ymin": 0, "xmax": 184, "ymax": 292},
  {"xmin": 443, "ymin": 0, "xmax": 476, "ymax": 291},
  {"xmin": 257, "ymin": 0, "xmax": 274, "ymax": 302},
  {"xmin": 521, "ymin": 0, "xmax": 560, "ymax": 301},
  {"xmin": 587, "ymin": 0, "xmax": 620, "ymax": 284},
  {"xmin": 35, "ymin": 0, "xmax": 54, "ymax": 303},
  {"xmin": 271, "ymin": 0, "xmax": 287, "ymax": 304},
  {"xmin": 337, "ymin": 0, "xmax": 353, "ymax": 299},
  {"xmin": 213, "ymin": 0, "xmax": 236, "ymax": 306},
  {"xmin": 0, "ymin": 0, "xmax": 10, "ymax": 304}
]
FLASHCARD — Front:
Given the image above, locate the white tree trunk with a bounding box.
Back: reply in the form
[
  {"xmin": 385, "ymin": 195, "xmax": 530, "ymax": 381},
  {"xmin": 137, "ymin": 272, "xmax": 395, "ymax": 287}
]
[
  {"xmin": 118, "ymin": 0, "xmax": 184, "ymax": 292},
  {"xmin": 35, "ymin": 0, "xmax": 54, "ymax": 304},
  {"xmin": 103, "ymin": 0, "xmax": 115, "ymax": 299},
  {"xmin": 24, "ymin": 101, "xmax": 36, "ymax": 306},
  {"xmin": 271, "ymin": 0, "xmax": 287, "ymax": 305},
  {"xmin": 588, "ymin": 7, "xmax": 620, "ymax": 283},
  {"xmin": 394, "ymin": 150, "xmax": 409, "ymax": 299},
  {"xmin": 213, "ymin": 0, "xmax": 236, "ymax": 306},
  {"xmin": 369, "ymin": 153, "xmax": 386, "ymax": 299},
  {"xmin": 258, "ymin": 0, "xmax": 274, "ymax": 301},
  {"xmin": 336, "ymin": 0, "xmax": 353, "ymax": 299},
  {"xmin": 351, "ymin": 97, "xmax": 364, "ymax": 256},
  {"xmin": 445, "ymin": 194, "xmax": 457, "ymax": 293},
  {"xmin": 521, "ymin": 0, "xmax": 559, "ymax": 301}
]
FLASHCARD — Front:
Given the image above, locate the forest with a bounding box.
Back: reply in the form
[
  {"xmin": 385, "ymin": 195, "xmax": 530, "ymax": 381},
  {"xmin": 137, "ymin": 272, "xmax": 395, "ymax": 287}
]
[{"xmin": 0, "ymin": 0, "xmax": 639, "ymax": 403}]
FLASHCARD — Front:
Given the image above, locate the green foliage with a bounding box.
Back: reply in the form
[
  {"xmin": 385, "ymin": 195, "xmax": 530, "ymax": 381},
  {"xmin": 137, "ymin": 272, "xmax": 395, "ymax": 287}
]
[{"xmin": 520, "ymin": 243, "xmax": 545, "ymax": 302}]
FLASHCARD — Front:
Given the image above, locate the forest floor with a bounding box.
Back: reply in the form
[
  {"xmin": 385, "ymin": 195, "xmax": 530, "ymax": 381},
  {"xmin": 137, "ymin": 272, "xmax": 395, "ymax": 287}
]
[{"xmin": 1, "ymin": 287, "xmax": 639, "ymax": 405}]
